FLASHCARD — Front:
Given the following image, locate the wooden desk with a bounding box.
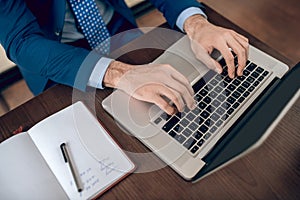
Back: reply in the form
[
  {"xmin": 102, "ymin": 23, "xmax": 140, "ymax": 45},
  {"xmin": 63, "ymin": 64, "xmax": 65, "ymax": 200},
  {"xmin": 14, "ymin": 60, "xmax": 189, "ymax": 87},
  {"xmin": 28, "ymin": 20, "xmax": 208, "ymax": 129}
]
[{"xmin": 0, "ymin": 6, "xmax": 299, "ymax": 200}]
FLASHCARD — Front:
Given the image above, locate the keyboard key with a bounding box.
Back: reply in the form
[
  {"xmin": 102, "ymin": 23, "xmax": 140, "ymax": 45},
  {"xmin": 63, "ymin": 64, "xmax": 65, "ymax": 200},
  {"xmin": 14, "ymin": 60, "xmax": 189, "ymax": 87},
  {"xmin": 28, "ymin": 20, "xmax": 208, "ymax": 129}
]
[
  {"xmin": 154, "ymin": 117, "xmax": 162, "ymax": 124},
  {"xmin": 174, "ymin": 124, "xmax": 184, "ymax": 133},
  {"xmin": 258, "ymin": 76, "xmax": 264, "ymax": 82},
  {"xmin": 226, "ymin": 96, "xmax": 236, "ymax": 104},
  {"xmin": 246, "ymin": 77, "xmax": 255, "ymax": 83},
  {"xmin": 248, "ymin": 86, "xmax": 255, "ymax": 92},
  {"xmin": 247, "ymin": 63, "xmax": 257, "ymax": 71},
  {"xmin": 192, "ymin": 108, "xmax": 201, "ymax": 115},
  {"xmin": 215, "ymin": 74, "xmax": 223, "ymax": 81},
  {"xmin": 251, "ymin": 71, "xmax": 259, "ymax": 78},
  {"xmin": 221, "ymin": 69, "xmax": 228, "ymax": 76},
  {"xmin": 180, "ymin": 118, "xmax": 189, "ymax": 127},
  {"xmin": 232, "ymin": 102, "xmax": 240, "ymax": 109},
  {"xmin": 238, "ymin": 96, "xmax": 245, "ymax": 103},
  {"xmin": 206, "ymin": 105, "xmax": 215, "ymax": 114},
  {"xmin": 242, "ymin": 81, "xmax": 250, "ymax": 88},
  {"xmin": 219, "ymin": 81, "xmax": 228, "ymax": 88},
  {"xmin": 217, "ymin": 94, "xmax": 226, "ymax": 102},
  {"xmin": 210, "ymin": 113, "xmax": 220, "ymax": 121},
  {"xmin": 221, "ymin": 102, "xmax": 229, "ymax": 110},
  {"xmin": 199, "ymin": 89, "xmax": 208, "ymax": 96},
  {"xmin": 209, "ymin": 91, "xmax": 218, "ymax": 98},
  {"xmin": 214, "ymin": 86, "xmax": 223, "ymax": 93},
  {"xmin": 237, "ymin": 75, "xmax": 246, "ymax": 81},
  {"xmin": 195, "ymin": 116, "xmax": 205, "ymax": 125},
  {"xmin": 175, "ymin": 134, "xmax": 186, "ymax": 144},
  {"xmin": 212, "ymin": 99, "xmax": 221, "ymax": 107},
  {"xmin": 190, "ymin": 145, "xmax": 199, "ymax": 154},
  {"xmin": 262, "ymin": 71, "xmax": 269, "ymax": 76},
  {"xmin": 161, "ymin": 112, "xmax": 171, "ymax": 120},
  {"xmin": 182, "ymin": 128, "xmax": 193, "ymax": 137},
  {"xmin": 232, "ymin": 91, "xmax": 241, "ymax": 99},
  {"xmin": 215, "ymin": 120, "xmax": 223, "ymax": 127},
  {"xmin": 253, "ymin": 81, "xmax": 260, "ymax": 87},
  {"xmin": 224, "ymin": 89, "xmax": 231, "ymax": 96},
  {"xmin": 197, "ymin": 139, "xmax": 205, "ymax": 147},
  {"xmin": 199, "ymin": 125, "xmax": 209, "ymax": 133},
  {"xmin": 228, "ymin": 84, "xmax": 236, "ymax": 91},
  {"xmin": 204, "ymin": 119, "xmax": 214, "ymax": 127},
  {"xmin": 192, "ymin": 78, "xmax": 206, "ymax": 93},
  {"xmin": 232, "ymin": 79, "xmax": 241, "ymax": 86},
  {"xmin": 216, "ymin": 107, "xmax": 225, "ymax": 116},
  {"xmin": 227, "ymin": 108, "xmax": 234, "ymax": 115},
  {"xmin": 200, "ymin": 110, "xmax": 210, "ymax": 119},
  {"xmin": 198, "ymin": 101, "xmax": 207, "ymax": 109},
  {"xmin": 168, "ymin": 130, "xmax": 176, "ymax": 138},
  {"xmin": 183, "ymin": 137, "xmax": 197, "ymax": 150},
  {"xmin": 243, "ymin": 91, "xmax": 250, "ymax": 97},
  {"xmin": 162, "ymin": 116, "xmax": 180, "ymax": 132},
  {"xmin": 203, "ymin": 96, "xmax": 212, "ymax": 104},
  {"xmin": 203, "ymin": 133, "xmax": 211, "ymax": 140},
  {"xmin": 222, "ymin": 114, "xmax": 229, "ymax": 120},
  {"xmin": 206, "ymin": 83, "xmax": 214, "ymax": 91},
  {"xmin": 256, "ymin": 67, "xmax": 264, "ymax": 73},
  {"xmin": 210, "ymin": 79, "xmax": 218, "ymax": 86},
  {"xmin": 224, "ymin": 76, "xmax": 233, "ymax": 83},
  {"xmin": 186, "ymin": 112, "xmax": 196, "ymax": 121},
  {"xmin": 193, "ymin": 131, "xmax": 203, "ymax": 140},
  {"xmin": 194, "ymin": 94, "xmax": 202, "ymax": 102},
  {"xmin": 188, "ymin": 122, "xmax": 198, "ymax": 131},
  {"xmin": 210, "ymin": 126, "xmax": 218, "ymax": 134},
  {"xmin": 237, "ymin": 86, "xmax": 246, "ymax": 93},
  {"xmin": 243, "ymin": 70, "xmax": 250, "ymax": 76}
]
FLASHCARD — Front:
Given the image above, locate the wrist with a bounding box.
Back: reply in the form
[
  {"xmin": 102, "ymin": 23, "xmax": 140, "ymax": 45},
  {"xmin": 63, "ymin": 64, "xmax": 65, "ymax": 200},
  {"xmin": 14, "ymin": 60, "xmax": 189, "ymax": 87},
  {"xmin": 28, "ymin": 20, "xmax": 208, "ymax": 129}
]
[
  {"xmin": 103, "ymin": 61, "xmax": 134, "ymax": 88},
  {"xmin": 184, "ymin": 14, "xmax": 208, "ymax": 35}
]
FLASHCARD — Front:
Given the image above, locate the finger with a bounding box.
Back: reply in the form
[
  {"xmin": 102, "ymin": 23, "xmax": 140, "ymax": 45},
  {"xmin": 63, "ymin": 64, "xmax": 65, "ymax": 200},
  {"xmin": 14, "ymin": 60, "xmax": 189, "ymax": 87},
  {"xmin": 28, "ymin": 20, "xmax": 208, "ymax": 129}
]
[
  {"xmin": 190, "ymin": 41, "xmax": 221, "ymax": 73},
  {"xmin": 169, "ymin": 82, "xmax": 196, "ymax": 110},
  {"xmin": 216, "ymin": 40, "xmax": 235, "ymax": 78},
  {"xmin": 170, "ymin": 69, "xmax": 195, "ymax": 96},
  {"xmin": 154, "ymin": 95, "xmax": 177, "ymax": 115},
  {"xmin": 162, "ymin": 68, "xmax": 196, "ymax": 109},
  {"xmin": 156, "ymin": 85, "xmax": 185, "ymax": 113},
  {"xmin": 232, "ymin": 34, "xmax": 250, "ymax": 75},
  {"xmin": 227, "ymin": 37, "xmax": 247, "ymax": 76},
  {"xmin": 234, "ymin": 32, "xmax": 248, "ymax": 43}
]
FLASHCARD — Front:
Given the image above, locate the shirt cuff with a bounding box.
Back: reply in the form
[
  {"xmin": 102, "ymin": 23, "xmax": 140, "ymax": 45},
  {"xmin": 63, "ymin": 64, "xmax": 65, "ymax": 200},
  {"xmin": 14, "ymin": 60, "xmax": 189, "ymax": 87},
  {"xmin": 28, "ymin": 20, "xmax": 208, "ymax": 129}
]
[
  {"xmin": 176, "ymin": 7, "xmax": 207, "ymax": 32},
  {"xmin": 87, "ymin": 57, "xmax": 114, "ymax": 89}
]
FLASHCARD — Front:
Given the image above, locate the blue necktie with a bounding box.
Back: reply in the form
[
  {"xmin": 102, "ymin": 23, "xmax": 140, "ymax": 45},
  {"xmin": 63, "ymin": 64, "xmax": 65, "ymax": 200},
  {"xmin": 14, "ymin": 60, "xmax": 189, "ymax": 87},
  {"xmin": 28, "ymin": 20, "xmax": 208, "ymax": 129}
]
[{"xmin": 68, "ymin": 0, "xmax": 110, "ymax": 54}]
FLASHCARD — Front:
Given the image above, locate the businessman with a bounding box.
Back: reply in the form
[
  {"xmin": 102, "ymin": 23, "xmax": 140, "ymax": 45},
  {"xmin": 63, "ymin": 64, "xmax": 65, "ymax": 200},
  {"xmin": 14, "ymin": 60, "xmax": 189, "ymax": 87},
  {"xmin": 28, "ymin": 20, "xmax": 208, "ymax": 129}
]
[{"xmin": 0, "ymin": 0, "xmax": 248, "ymax": 115}]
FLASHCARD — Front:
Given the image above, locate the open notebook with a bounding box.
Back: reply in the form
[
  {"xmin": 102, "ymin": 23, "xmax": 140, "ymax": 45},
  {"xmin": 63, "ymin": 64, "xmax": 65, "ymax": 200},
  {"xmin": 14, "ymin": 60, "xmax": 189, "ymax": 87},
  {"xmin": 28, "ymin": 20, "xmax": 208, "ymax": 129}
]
[{"xmin": 0, "ymin": 101, "xmax": 135, "ymax": 200}]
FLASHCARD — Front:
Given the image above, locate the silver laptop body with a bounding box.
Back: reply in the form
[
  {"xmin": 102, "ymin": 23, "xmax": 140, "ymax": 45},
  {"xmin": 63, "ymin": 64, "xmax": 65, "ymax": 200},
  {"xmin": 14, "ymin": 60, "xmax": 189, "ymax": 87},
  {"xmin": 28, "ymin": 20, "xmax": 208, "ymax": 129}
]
[{"xmin": 102, "ymin": 36, "xmax": 288, "ymax": 180}]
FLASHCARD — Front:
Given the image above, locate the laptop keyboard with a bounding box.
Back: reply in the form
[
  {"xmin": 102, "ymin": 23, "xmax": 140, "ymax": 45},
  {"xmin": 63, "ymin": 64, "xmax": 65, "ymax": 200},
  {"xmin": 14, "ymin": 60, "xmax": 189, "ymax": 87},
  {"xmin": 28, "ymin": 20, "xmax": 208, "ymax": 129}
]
[{"xmin": 152, "ymin": 56, "xmax": 270, "ymax": 156}]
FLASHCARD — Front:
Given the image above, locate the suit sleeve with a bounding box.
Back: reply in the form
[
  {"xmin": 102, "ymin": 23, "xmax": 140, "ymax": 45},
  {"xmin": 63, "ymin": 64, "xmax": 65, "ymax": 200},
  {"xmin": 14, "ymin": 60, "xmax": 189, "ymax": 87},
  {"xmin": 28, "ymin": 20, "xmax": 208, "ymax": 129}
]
[
  {"xmin": 0, "ymin": 0, "xmax": 100, "ymax": 93},
  {"xmin": 148, "ymin": 0, "xmax": 205, "ymax": 28}
]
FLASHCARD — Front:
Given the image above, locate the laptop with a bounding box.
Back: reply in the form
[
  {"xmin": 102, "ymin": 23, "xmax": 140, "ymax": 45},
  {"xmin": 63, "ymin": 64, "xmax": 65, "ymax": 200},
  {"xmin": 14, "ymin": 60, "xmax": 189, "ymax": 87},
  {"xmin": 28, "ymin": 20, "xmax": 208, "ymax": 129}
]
[{"xmin": 102, "ymin": 35, "xmax": 290, "ymax": 180}]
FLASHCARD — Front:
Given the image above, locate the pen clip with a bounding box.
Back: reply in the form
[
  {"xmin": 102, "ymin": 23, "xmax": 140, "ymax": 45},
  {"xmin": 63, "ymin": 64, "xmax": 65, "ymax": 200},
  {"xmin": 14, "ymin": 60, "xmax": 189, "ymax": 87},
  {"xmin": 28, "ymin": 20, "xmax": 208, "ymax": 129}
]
[{"xmin": 60, "ymin": 143, "xmax": 68, "ymax": 163}]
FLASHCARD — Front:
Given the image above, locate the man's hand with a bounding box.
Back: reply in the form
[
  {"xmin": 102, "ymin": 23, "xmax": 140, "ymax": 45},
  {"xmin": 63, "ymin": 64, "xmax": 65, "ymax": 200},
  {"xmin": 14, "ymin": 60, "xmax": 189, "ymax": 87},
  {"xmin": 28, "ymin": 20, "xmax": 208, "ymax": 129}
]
[
  {"xmin": 103, "ymin": 61, "xmax": 196, "ymax": 115},
  {"xmin": 184, "ymin": 14, "xmax": 249, "ymax": 78}
]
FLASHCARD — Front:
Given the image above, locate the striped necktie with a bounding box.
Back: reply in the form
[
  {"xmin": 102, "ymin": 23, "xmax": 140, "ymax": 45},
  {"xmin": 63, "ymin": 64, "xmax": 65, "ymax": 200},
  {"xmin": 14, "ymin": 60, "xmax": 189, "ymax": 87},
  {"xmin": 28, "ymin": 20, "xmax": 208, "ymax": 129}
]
[{"xmin": 68, "ymin": 0, "xmax": 110, "ymax": 54}]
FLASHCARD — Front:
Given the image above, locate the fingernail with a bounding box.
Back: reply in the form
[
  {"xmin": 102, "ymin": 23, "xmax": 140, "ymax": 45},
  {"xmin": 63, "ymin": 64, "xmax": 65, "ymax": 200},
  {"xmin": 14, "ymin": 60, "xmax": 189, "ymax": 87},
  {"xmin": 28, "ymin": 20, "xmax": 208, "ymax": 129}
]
[
  {"xmin": 192, "ymin": 102, "xmax": 197, "ymax": 110},
  {"xmin": 231, "ymin": 72, "xmax": 235, "ymax": 78}
]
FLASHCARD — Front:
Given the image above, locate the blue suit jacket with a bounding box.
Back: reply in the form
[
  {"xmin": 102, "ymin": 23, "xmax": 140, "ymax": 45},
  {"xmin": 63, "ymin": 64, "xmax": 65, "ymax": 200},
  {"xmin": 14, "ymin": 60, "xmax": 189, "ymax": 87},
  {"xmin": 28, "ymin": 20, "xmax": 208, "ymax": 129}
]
[{"xmin": 0, "ymin": 0, "xmax": 203, "ymax": 95}]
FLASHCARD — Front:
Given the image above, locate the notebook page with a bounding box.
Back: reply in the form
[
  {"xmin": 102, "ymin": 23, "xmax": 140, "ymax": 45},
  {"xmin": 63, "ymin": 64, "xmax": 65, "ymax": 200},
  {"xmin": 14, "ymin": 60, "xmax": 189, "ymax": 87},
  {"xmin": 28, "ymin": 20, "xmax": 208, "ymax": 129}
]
[
  {"xmin": 0, "ymin": 132, "xmax": 68, "ymax": 199},
  {"xmin": 28, "ymin": 102, "xmax": 135, "ymax": 199}
]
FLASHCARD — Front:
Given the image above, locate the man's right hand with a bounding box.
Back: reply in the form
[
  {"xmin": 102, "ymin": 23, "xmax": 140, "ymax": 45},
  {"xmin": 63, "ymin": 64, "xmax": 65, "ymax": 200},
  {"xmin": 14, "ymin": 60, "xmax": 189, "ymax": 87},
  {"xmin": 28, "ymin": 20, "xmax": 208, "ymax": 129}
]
[{"xmin": 103, "ymin": 61, "xmax": 196, "ymax": 115}]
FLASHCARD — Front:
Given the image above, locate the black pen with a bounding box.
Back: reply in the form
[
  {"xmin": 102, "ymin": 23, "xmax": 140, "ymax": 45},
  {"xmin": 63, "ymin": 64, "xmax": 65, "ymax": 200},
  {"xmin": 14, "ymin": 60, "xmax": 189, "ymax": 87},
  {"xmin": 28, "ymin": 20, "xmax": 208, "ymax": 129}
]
[{"xmin": 60, "ymin": 143, "xmax": 83, "ymax": 192}]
